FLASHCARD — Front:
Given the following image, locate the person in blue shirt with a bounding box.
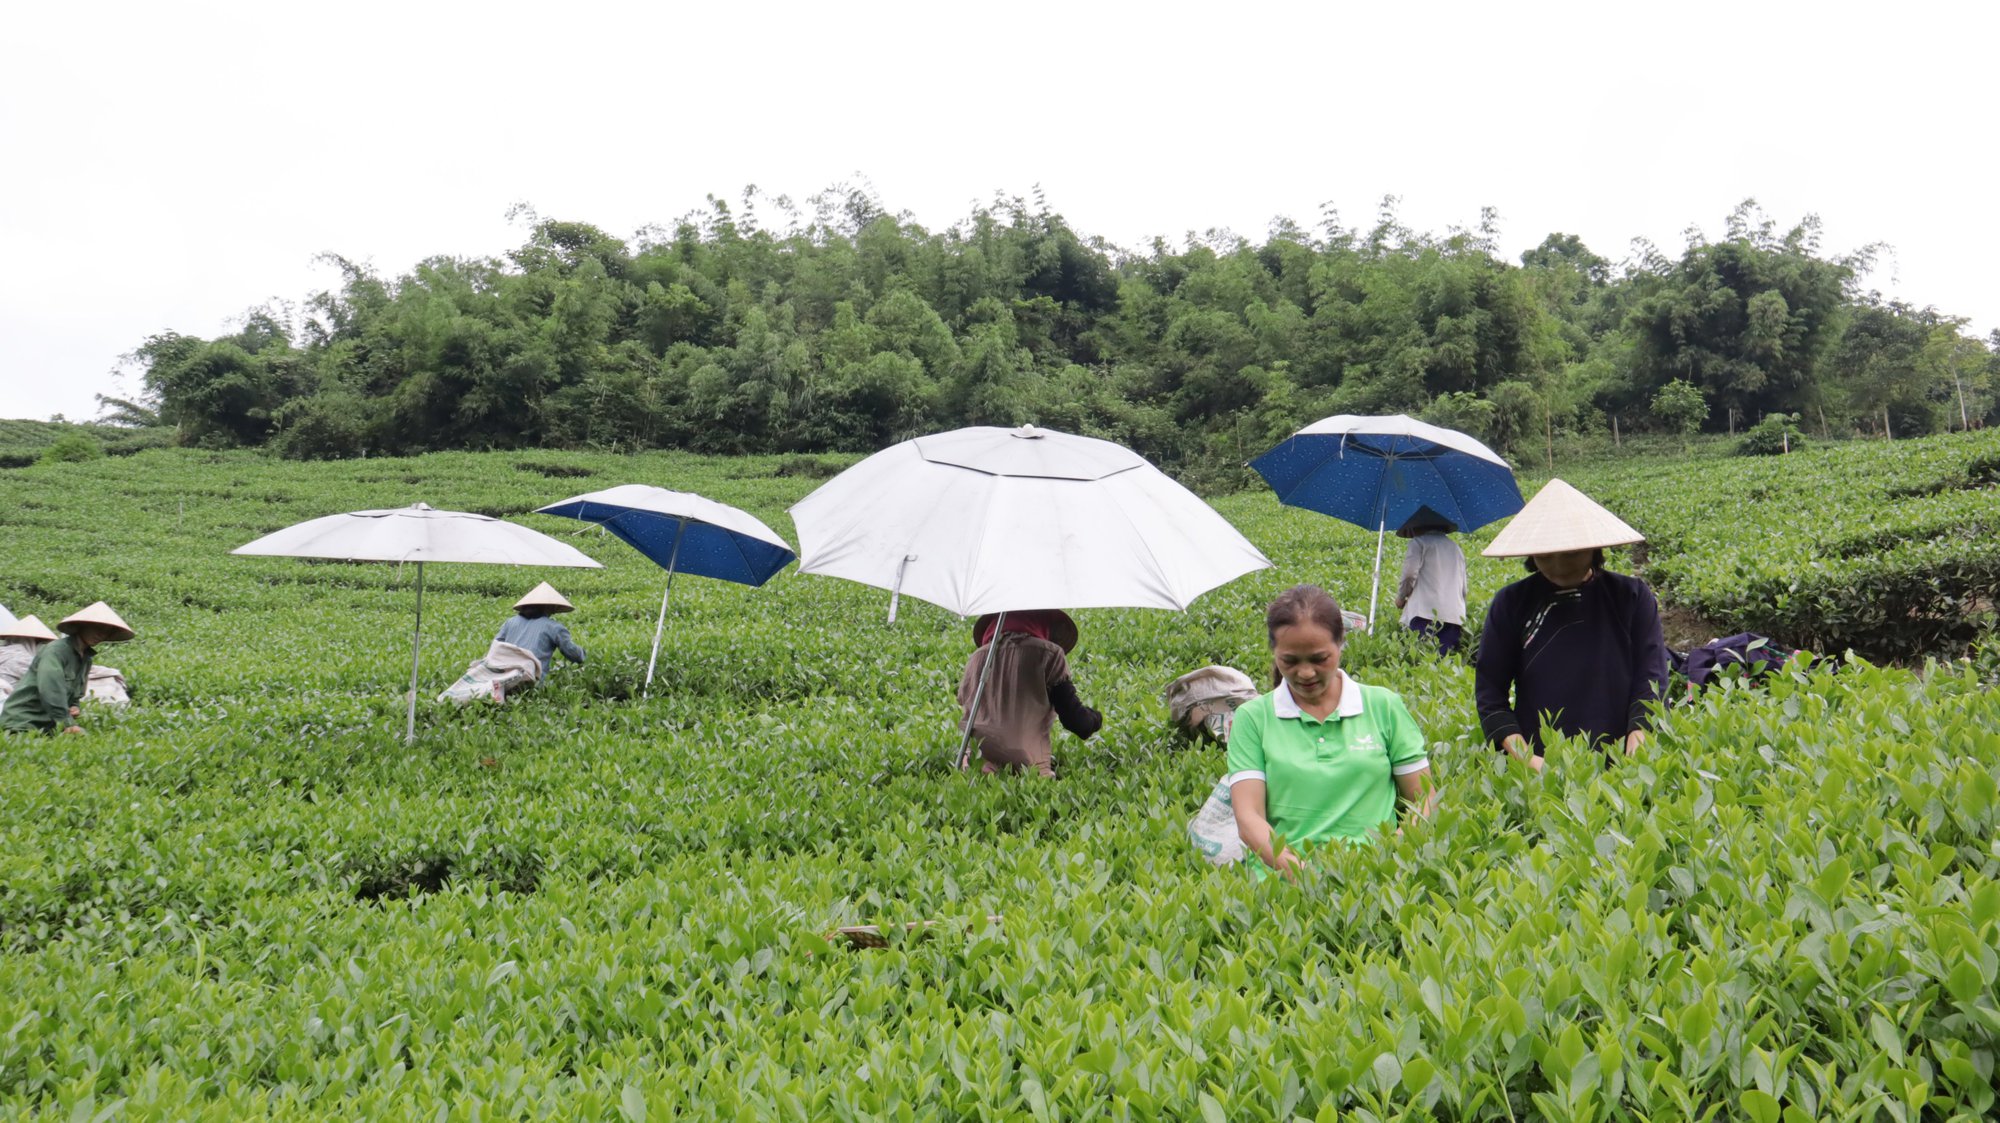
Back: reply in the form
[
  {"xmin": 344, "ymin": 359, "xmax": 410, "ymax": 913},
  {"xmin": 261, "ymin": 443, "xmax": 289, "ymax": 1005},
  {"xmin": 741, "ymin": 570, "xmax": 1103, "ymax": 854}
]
[{"xmin": 495, "ymin": 583, "xmax": 587, "ymax": 676}]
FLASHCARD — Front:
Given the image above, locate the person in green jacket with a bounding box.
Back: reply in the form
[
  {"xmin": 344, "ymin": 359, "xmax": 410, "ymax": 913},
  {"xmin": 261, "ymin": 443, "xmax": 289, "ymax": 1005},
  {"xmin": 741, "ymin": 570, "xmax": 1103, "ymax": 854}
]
[{"xmin": 0, "ymin": 602, "xmax": 134, "ymax": 735}]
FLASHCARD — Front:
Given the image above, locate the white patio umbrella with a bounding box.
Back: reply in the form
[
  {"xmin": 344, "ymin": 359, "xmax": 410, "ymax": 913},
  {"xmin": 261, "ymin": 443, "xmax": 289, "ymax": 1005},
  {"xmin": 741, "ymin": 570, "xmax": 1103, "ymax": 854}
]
[
  {"xmin": 790, "ymin": 424, "xmax": 1272, "ymax": 765},
  {"xmin": 232, "ymin": 502, "xmax": 601, "ymax": 741},
  {"xmin": 535, "ymin": 485, "xmax": 796, "ymax": 693}
]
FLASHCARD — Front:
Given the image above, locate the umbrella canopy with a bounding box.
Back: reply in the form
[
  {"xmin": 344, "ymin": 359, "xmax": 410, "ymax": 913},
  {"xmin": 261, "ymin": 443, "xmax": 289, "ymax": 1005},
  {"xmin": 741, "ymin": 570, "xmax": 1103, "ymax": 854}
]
[
  {"xmin": 232, "ymin": 503, "xmax": 600, "ymax": 741},
  {"xmin": 790, "ymin": 424, "xmax": 1272, "ymax": 618},
  {"xmin": 1250, "ymin": 415, "xmax": 1523, "ymax": 631},
  {"xmin": 536, "ymin": 485, "xmax": 796, "ymax": 691},
  {"xmin": 233, "ymin": 502, "xmax": 601, "ymax": 567},
  {"xmin": 1250, "ymin": 414, "xmax": 1522, "ymax": 534},
  {"xmin": 535, "ymin": 485, "xmax": 795, "ymax": 587}
]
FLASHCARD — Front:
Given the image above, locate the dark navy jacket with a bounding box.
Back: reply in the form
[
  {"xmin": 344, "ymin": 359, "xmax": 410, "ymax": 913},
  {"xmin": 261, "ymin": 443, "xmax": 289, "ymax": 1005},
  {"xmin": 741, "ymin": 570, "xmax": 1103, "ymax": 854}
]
[{"xmin": 1474, "ymin": 569, "xmax": 1669, "ymax": 752}]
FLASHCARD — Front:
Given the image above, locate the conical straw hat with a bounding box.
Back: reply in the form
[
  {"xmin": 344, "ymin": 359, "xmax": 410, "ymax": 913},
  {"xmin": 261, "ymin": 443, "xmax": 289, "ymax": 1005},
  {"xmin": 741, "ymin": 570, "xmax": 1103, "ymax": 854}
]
[
  {"xmin": 58, "ymin": 602, "xmax": 135, "ymax": 642},
  {"xmin": 514, "ymin": 582, "xmax": 575, "ymax": 613},
  {"xmin": 1481, "ymin": 479, "xmax": 1643, "ymax": 557},
  {"xmin": 0, "ymin": 614, "xmax": 58, "ymax": 643}
]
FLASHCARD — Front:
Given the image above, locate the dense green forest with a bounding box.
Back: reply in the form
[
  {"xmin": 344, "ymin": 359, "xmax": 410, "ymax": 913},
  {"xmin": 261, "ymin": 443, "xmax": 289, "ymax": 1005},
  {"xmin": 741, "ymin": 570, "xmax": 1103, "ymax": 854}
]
[{"xmin": 118, "ymin": 187, "xmax": 1999, "ymax": 475}]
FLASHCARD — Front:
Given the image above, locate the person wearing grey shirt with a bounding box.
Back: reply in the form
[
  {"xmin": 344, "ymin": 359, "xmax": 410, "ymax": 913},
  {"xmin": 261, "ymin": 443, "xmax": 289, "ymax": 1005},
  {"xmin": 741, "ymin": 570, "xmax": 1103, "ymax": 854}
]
[
  {"xmin": 497, "ymin": 582, "xmax": 587, "ymax": 676},
  {"xmin": 1393, "ymin": 508, "xmax": 1468, "ymax": 655}
]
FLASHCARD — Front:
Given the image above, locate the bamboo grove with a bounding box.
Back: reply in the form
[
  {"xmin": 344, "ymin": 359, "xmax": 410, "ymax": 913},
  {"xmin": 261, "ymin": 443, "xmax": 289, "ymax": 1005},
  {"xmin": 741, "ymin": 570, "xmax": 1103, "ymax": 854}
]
[{"xmin": 123, "ymin": 188, "xmax": 2000, "ymax": 478}]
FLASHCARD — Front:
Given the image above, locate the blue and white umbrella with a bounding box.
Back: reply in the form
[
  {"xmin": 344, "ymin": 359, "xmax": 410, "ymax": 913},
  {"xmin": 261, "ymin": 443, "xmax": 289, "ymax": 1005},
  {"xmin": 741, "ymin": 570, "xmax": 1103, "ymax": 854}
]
[
  {"xmin": 536, "ymin": 485, "xmax": 796, "ymax": 691},
  {"xmin": 1250, "ymin": 414, "xmax": 1523, "ymax": 631}
]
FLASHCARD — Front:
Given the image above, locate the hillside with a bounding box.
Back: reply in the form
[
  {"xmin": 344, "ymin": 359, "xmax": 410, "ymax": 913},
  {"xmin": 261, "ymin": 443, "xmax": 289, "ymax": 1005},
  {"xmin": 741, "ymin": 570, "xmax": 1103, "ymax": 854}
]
[{"xmin": 0, "ymin": 437, "xmax": 1994, "ymax": 1120}]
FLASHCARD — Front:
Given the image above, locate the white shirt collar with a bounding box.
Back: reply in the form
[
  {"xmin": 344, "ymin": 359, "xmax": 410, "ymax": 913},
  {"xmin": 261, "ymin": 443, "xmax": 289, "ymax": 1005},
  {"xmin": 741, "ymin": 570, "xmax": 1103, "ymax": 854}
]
[{"xmin": 1272, "ymin": 670, "xmax": 1365, "ymax": 720}]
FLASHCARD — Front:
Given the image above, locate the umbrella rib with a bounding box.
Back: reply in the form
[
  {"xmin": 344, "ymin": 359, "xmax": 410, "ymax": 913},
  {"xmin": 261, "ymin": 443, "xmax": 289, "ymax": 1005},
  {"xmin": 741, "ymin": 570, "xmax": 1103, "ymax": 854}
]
[
  {"xmin": 894, "ymin": 466, "xmax": 993, "ymax": 613},
  {"xmin": 1099, "ymin": 483, "xmax": 1186, "ymax": 611},
  {"xmin": 722, "ymin": 522, "xmax": 764, "ymax": 585}
]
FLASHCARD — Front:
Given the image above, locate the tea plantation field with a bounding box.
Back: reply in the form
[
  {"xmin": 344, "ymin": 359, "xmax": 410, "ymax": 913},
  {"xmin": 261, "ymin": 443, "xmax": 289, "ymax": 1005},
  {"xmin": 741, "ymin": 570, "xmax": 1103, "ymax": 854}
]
[{"xmin": 0, "ymin": 436, "xmax": 1996, "ymax": 1121}]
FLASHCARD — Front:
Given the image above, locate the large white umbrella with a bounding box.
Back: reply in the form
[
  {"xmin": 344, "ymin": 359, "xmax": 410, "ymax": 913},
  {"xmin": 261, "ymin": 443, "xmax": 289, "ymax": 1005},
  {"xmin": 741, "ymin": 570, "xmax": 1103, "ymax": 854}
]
[
  {"xmin": 232, "ymin": 503, "xmax": 601, "ymax": 741},
  {"xmin": 535, "ymin": 485, "xmax": 795, "ymax": 693},
  {"xmin": 790, "ymin": 424, "xmax": 1271, "ymax": 764}
]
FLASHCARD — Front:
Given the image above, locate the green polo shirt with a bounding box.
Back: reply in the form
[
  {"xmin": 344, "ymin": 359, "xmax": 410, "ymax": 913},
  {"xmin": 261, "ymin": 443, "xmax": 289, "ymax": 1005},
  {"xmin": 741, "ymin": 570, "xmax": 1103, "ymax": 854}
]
[{"xmin": 1226, "ymin": 671, "xmax": 1429, "ymax": 850}]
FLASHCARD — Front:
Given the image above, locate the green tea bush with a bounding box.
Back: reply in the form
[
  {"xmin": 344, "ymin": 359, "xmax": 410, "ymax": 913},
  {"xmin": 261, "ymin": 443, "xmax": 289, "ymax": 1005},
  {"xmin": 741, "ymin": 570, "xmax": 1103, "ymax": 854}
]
[
  {"xmin": 1737, "ymin": 413, "xmax": 1807, "ymax": 456},
  {"xmin": 0, "ymin": 442, "xmax": 1994, "ymax": 1120},
  {"xmin": 34, "ymin": 432, "xmax": 103, "ymax": 464},
  {"xmin": 1601, "ymin": 428, "xmax": 2000, "ymax": 660}
]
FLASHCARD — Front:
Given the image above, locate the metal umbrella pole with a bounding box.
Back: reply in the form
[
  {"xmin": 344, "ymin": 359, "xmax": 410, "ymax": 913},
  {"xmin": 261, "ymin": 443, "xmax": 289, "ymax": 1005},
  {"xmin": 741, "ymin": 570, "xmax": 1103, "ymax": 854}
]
[
  {"xmin": 405, "ymin": 561, "xmax": 424, "ymax": 744},
  {"xmin": 1368, "ymin": 509, "xmax": 1384, "ymax": 623},
  {"xmin": 1367, "ymin": 481, "xmax": 1391, "ymax": 634},
  {"xmin": 644, "ymin": 520, "xmax": 688, "ymax": 694},
  {"xmin": 954, "ymin": 610, "xmax": 1006, "ymax": 770}
]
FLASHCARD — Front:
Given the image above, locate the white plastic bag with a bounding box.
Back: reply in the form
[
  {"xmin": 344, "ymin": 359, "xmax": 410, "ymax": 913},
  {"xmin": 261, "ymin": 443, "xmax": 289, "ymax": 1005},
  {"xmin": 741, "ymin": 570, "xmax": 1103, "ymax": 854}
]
[
  {"xmin": 86, "ymin": 665, "xmax": 130, "ymax": 706},
  {"xmin": 1186, "ymin": 776, "xmax": 1245, "ymax": 865}
]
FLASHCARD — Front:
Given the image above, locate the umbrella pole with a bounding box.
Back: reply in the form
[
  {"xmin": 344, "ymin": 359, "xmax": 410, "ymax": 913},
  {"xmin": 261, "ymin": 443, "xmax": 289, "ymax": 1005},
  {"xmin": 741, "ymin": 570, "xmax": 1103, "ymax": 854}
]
[
  {"xmin": 644, "ymin": 521, "xmax": 688, "ymax": 695},
  {"xmin": 955, "ymin": 610, "xmax": 1005, "ymax": 770},
  {"xmin": 888, "ymin": 553, "xmax": 916, "ymax": 624},
  {"xmin": 1369, "ymin": 519, "xmax": 1386, "ymax": 635},
  {"xmin": 406, "ymin": 561, "xmax": 424, "ymax": 744}
]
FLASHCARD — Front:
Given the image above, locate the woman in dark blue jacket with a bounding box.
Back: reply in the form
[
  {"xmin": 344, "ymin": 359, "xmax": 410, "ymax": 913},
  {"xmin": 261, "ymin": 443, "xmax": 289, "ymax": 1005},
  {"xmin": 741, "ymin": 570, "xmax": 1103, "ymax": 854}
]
[{"xmin": 1473, "ymin": 480, "xmax": 1669, "ymax": 770}]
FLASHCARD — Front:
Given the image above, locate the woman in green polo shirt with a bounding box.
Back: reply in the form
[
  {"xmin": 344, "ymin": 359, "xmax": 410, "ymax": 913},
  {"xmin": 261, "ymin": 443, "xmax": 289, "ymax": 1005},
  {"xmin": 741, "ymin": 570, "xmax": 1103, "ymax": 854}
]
[{"xmin": 1228, "ymin": 585, "xmax": 1437, "ymax": 877}]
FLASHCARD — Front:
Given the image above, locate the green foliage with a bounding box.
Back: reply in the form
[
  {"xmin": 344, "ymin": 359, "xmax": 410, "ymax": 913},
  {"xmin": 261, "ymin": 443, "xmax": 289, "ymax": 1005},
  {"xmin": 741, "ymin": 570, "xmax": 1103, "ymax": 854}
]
[
  {"xmin": 0, "ymin": 419, "xmax": 165, "ymax": 466},
  {"xmin": 1610, "ymin": 428, "xmax": 2000, "ymax": 660},
  {"xmin": 112, "ymin": 190, "xmax": 1996, "ymax": 477},
  {"xmin": 0, "ymin": 442, "xmax": 1995, "ymax": 1119},
  {"xmin": 1623, "ymin": 203, "xmax": 1854, "ymax": 431},
  {"xmin": 1421, "ymin": 390, "xmax": 1498, "ymax": 444},
  {"xmin": 35, "ymin": 432, "xmax": 103, "ymax": 464},
  {"xmin": 92, "ymin": 393, "xmax": 161, "ymax": 428},
  {"xmin": 1737, "ymin": 413, "xmax": 1807, "ymax": 456},
  {"xmin": 1650, "ymin": 379, "xmax": 1708, "ymax": 449}
]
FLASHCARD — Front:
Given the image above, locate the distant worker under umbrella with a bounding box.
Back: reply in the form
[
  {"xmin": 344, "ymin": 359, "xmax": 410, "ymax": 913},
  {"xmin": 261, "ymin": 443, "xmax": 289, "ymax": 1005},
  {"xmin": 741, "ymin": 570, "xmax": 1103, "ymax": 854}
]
[
  {"xmin": 231, "ymin": 502, "xmax": 601, "ymax": 741},
  {"xmin": 1393, "ymin": 506, "xmax": 1468, "ymax": 655},
  {"xmin": 1473, "ymin": 480, "xmax": 1669, "ymax": 770},
  {"xmin": 1250, "ymin": 414, "xmax": 1521, "ymax": 634},
  {"xmin": 958, "ymin": 609, "xmax": 1103, "ymax": 778},
  {"xmin": 0, "ymin": 614, "xmax": 59, "ymax": 699},
  {"xmin": 0, "ymin": 603, "xmax": 134, "ymax": 735}
]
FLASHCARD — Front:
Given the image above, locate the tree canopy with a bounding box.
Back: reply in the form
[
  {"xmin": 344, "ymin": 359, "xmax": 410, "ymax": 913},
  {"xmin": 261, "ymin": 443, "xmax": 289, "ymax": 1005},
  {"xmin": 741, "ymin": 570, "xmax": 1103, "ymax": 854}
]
[{"xmin": 125, "ymin": 188, "xmax": 1999, "ymax": 474}]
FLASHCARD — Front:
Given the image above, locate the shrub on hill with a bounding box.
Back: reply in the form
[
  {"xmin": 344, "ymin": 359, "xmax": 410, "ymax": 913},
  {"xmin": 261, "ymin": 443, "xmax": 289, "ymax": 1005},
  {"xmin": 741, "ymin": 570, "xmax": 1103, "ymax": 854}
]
[
  {"xmin": 1737, "ymin": 413, "xmax": 1807, "ymax": 455},
  {"xmin": 37, "ymin": 432, "xmax": 103, "ymax": 464}
]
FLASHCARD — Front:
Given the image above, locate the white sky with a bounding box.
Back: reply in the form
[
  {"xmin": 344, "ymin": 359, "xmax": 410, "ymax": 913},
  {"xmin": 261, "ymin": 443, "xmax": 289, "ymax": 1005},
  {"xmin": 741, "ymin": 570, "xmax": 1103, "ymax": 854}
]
[{"xmin": 3, "ymin": 0, "xmax": 1994, "ymax": 422}]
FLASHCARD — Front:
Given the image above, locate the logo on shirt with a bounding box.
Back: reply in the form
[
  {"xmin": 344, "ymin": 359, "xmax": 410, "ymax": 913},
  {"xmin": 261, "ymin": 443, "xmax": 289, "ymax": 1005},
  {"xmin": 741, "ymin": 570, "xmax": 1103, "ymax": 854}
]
[{"xmin": 1347, "ymin": 732, "xmax": 1379, "ymax": 753}]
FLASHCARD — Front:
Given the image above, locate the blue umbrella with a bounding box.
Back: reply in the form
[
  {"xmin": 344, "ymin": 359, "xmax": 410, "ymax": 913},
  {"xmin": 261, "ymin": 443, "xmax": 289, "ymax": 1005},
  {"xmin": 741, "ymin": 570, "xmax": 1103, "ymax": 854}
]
[
  {"xmin": 536, "ymin": 485, "xmax": 796, "ymax": 691},
  {"xmin": 1250, "ymin": 414, "xmax": 1522, "ymax": 631}
]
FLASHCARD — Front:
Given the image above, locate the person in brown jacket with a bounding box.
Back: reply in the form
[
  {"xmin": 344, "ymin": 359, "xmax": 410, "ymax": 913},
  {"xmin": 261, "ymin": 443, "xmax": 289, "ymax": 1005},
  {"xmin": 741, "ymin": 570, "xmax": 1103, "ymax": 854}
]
[{"xmin": 957, "ymin": 609, "xmax": 1103, "ymax": 777}]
